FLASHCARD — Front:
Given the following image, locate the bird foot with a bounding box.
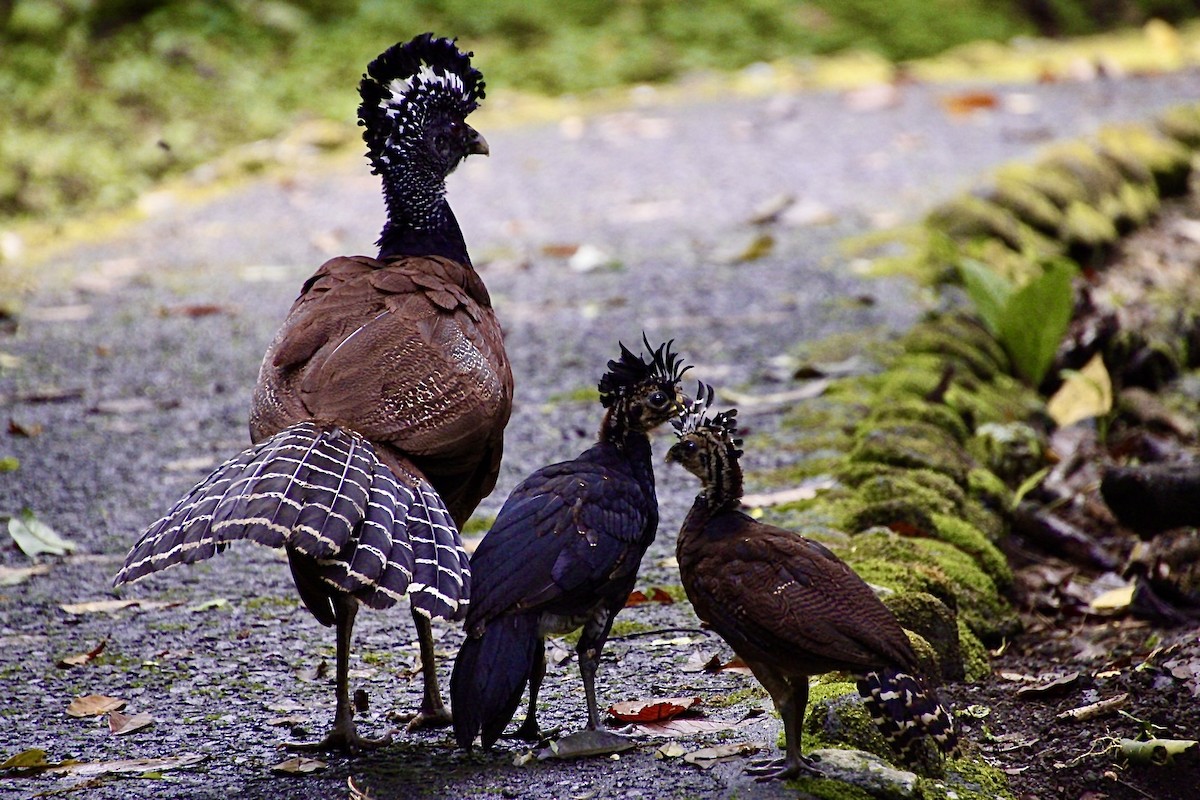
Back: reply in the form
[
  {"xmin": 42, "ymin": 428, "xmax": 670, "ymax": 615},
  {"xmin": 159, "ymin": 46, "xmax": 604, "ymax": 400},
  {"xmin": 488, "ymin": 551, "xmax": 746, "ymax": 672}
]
[
  {"xmin": 746, "ymin": 754, "xmax": 822, "ymax": 782},
  {"xmin": 397, "ymin": 705, "xmax": 453, "ymax": 732},
  {"xmin": 284, "ymin": 724, "xmax": 393, "ymax": 755},
  {"xmin": 503, "ymin": 719, "xmax": 554, "ymax": 743}
]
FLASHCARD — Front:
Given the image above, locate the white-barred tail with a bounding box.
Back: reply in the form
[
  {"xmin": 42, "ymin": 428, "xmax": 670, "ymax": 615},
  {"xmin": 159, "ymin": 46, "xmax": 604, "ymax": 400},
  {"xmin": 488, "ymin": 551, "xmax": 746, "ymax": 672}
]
[{"xmin": 114, "ymin": 422, "xmax": 469, "ymax": 621}]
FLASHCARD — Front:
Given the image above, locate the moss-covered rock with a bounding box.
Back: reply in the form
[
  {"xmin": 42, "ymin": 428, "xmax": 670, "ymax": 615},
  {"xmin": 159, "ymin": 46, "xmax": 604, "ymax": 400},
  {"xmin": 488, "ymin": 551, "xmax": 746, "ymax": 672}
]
[
  {"xmin": 883, "ymin": 592, "xmax": 964, "ymax": 682},
  {"xmin": 1158, "ymin": 103, "xmax": 1200, "ymax": 152},
  {"xmin": 849, "ymin": 421, "xmax": 975, "ymax": 486},
  {"xmin": 843, "ymin": 530, "xmax": 1018, "ymax": 644},
  {"xmin": 1059, "ymin": 199, "xmax": 1119, "ymax": 257},
  {"xmin": 966, "ymin": 421, "xmax": 1046, "ymax": 487},
  {"xmin": 863, "ymin": 401, "xmax": 970, "ymax": 445},
  {"xmin": 925, "ymin": 195, "xmax": 1058, "ymax": 258},
  {"xmin": 804, "ymin": 682, "xmax": 894, "ymax": 760},
  {"xmin": 902, "ymin": 325, "xmax": 1005, "ymax": 383},
  {"xmin": 987, "ymin": 178, "xmax": 1065, "ymax": 234},
  {"xmin": 957, "ymin": 619, "xmax": 991, "ymax": 682}
]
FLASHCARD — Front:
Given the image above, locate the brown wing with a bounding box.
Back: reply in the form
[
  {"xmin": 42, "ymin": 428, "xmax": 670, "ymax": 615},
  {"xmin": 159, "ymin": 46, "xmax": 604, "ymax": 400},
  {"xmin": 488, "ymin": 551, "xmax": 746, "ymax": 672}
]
[
  {"xmin": 683, "ymin": 515, "xmax": 918, "ymax": 676},
  {"xmin": 250, "ymin": 254, "xmax": 512, "ymax": 523}
]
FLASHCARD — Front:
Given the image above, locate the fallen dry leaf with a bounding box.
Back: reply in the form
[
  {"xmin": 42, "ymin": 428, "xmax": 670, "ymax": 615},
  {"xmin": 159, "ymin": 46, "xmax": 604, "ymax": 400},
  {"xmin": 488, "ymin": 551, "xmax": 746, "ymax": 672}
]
[
  {"xmin": 1047, "ymin": 354, "xmax": 1113, "ymax": 428},
  {"xmin": 7, "ymin": 418, "xmax": 43, "ymax": 437},
  {"xmin": 680, "ymin": 651, "xmax": 718, "ymax": 673},
  {"xmin": 48, "ymin": 753, "xmax": 206, "ymax": 777},
  {"xmin": 940, "ymin": 90, "xmax": 999, "ymax": 116},
  {"xmin": 632, "ymin": 718, "xmax": 748, "ymax": 738},
  {"xmin": 1056, "ymin": 693, "xmax": 1129, "ymax": 721},
  {"xmin": 0, "ymin": 563, "xmax": 51, "ymax": 587},
  {"xmin": 8, "ymin": 513, "xmax": 77, "ymax": 557},
  {"xmin": 608, "ymin": 696, "xmax": 701, "ymax": 723},
  {"xmin": 624, "ymin": 587, "xmax": 675, "ymax": 606},
  {"xmin": 682, "ymin": 742, "xmax": 761, "ymax": 768},
  {"xmin": 297, "ymin": 659, "xmax": 329, "ymax": 682},
  {"xmin": 536, "ymin": 729, "xmax": 635, "ymax": 760},
  {"xmin": 1, "ymin": 748, "xmax": 50, "ymax": 769},
  {"xmin": 271, "ymin": 756, "xmax": 328, "ymax": 775},
  {"xmin": 109, "ymin": 710, "xmax": 154, "ymax": 735},
  {"xmin": 56, "ymin": 638, "xmax": 108, "ymax": 669},
  {"xmin": 655, "ymin": 742, "xmax": 688, "ymax": 759},
  {"xmin": 60, "ymin": 598, "xmax": 173, "ymax": 615},
  {"xmin": 706, "ymin": 655, "xmax": 754, "ymax": 676},
  {"xmin": 159, "ymin": 304, "xmax": 229, "ymax": 318},
  {"xmin": 66, "ymin": 695, "xmax": 126, "ymax": 717}
]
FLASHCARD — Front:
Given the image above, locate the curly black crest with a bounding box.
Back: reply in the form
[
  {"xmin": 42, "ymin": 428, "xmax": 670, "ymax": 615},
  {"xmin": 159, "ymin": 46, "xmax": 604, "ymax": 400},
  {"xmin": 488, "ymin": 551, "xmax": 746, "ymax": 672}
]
[
  {"xmin": 598, "ymin": 336, "xmax": 690, "ymax": 408},
  {"xmin": 674, "ymin": 382, "xmax": 743, "ymax": 455},
  {"xmin": 358, "ymin": 34, "xmax": 485, "ymax": 165}
]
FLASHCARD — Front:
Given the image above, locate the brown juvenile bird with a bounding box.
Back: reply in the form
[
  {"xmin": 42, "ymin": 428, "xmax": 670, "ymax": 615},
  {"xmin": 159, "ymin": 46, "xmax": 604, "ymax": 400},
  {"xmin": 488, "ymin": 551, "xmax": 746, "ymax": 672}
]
[
  {"xmin": 666, "ymin": 386, "xmax": 958, "ymax": 780},
  {"xmin": 114, "ymin": 34, "xmax": 512, "ymax": 752}
]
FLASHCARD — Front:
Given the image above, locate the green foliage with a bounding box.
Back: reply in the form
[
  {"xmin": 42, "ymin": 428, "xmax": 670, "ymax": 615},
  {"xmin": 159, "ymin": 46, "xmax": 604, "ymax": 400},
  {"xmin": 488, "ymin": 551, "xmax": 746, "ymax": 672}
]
[
  {"xmin": 959, "ymin": 257, "xmax": 1078, "ymax": 386},
  {"xmin": 2, "ymin": 0, "xmax": 1197, "ymax": 228}
]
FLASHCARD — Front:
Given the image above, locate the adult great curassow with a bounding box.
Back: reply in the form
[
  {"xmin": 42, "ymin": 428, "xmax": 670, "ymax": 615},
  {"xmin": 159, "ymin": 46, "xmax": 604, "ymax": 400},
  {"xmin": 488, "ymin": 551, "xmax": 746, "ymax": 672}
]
[
  {"xmin": 114, "ymin": 34, "xmax": 512, "ymax": 752},
  {"xmin": 450, "ymin": 338, "xmax": 689, "ymax": 751},
  {"xmin": 667, "ymin": 386, "xmax": 958, "ymax": 780}
]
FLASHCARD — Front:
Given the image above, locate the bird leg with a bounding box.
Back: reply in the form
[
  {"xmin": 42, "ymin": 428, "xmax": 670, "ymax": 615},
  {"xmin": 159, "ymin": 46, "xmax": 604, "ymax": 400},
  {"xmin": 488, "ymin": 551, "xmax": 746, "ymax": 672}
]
[
  {"xmin": 509, "ymin": 640, "xmax": 547, "ymax": 741},
  {"xmin": 286, "ymin": 595, "xmax": 392, "ymax": 754},
  {"xmin": 404, "ymin": 607, "xmax": 454, "ymax": 730},
  {"xmin": 576, "ymin": 613, "xmax": 613, "ymax": 731},
  {"xmin": 748, "ymin": 677, "xmax": 821, "ymax": 781}
]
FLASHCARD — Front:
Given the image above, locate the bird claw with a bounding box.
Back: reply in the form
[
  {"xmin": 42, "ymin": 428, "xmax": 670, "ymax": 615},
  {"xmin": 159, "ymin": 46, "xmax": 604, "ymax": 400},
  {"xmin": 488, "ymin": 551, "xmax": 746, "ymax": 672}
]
[
  {"xmin": 284, "ymin": 726, "xmax": 394, "ymax": 755},
  {"xmin": 504, "ymin": 719, "xmax": 554, "ymax": 744},
  {"xmin": 401, "ymin": 706, "xmax": 453, "ymax": 732},
  {"xmin": 747, "ymin": 754, "xmax": 822, "ymax": 782}
]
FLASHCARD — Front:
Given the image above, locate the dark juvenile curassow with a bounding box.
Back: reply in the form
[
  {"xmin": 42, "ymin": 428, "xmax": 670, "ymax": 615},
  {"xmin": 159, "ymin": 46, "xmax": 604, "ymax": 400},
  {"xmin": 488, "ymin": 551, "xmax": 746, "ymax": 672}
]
[
  {"xmin": 114, "ymin": 34, "xmax": 512, "ymax": 751},
  {"xmin": 666, "ymin": 386, "xmax": 958, "ymax": 780},
  {"xmin": 450, "ymin": 338, "xmax": 689, "ymax": 751}
]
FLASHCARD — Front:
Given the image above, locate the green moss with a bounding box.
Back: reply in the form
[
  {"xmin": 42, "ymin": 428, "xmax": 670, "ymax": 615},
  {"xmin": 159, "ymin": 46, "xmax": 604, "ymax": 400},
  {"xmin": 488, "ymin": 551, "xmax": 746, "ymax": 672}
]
[
  {"xmin": 925, "ymin": 195, "xmax": 1058, "ymax": 257},
  {"xmin": 864, "ymin": 401, "xmax": 968, "ymax": 445},
  {"xmin": 883, "ymin": 591, "xmax": 963, "ymax": 681},
  {"xmin": 901, "ymin": 326, "xmax": 1006, "ymax": 383},
  {"xmin": 928, "ymin": 513, "xmax": 1011, "ymax": 588},
  {"xmin": 966, "ymin": 467, "xmax": 1014, "ymax": 516},
  {"xmin": 988, "ymin": 178, "xmax": 1065, "ymax": 233},
  {"xmin": 546, "ymin": 386, "xmax": 599, "ymax": 405},
  {"xmin": 789, "ymin": 777, "xmax": 877, "ymax": 800},
  {"xmin": 849, "ymin": 421, "xmax": 974, "ymax": 485},
  {"xmin": 706, "ymin": 684, "xmax": 769, "ymax": 708},
  {"xmin": 802, "ymin": 681, "xmax": 892, "ymax": 759},
  {"xmin": 461, "ymin": 514, "xmax": 497, "ymax": 537},
  {"xmin": 1158, "ymin": 103, "xmax": 1200, "ymax": 151},
  {"xmin": 966, "ymin": 422, "xmax": 1045, "ymax": 487},
  {"xmin": 918, "ymin": 755, "xmax": 1016, "ymax": 799},
  {"xmin": 957, "ymin": 619, "xmax": 992, "ymax": 682},
  {"xmin": 1040, "ymin": 142, "xmax": 1127, "ymax": 204},
  {"xmin": 1059, "ymin": 199, "xmax": 1119, "ymax": 247},
  {"xmin": 844, "ymin": 530, "xmax": 1017, "ymax": 644},
  {"xmin": 996, "ymin": 162, "xmax": 1086, "ymax": 209}
]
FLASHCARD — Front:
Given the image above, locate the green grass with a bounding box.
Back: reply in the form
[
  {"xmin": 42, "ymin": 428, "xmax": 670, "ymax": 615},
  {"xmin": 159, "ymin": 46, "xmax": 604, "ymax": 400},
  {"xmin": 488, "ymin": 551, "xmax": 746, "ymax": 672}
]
[{"xmin": 1, "ymin": 0, "xmax": 1196, "ymax": 231}]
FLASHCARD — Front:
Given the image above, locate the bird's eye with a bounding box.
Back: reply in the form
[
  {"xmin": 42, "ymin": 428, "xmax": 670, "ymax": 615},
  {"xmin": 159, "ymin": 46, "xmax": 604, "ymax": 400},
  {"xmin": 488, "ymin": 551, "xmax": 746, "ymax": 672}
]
[
  {"xmin": 648, "ymin": 390, "xmax": 669, "ymax": 408},
  {"xmin": 682, "ymin": 440, "xmax": 698, "ymax": 453}
]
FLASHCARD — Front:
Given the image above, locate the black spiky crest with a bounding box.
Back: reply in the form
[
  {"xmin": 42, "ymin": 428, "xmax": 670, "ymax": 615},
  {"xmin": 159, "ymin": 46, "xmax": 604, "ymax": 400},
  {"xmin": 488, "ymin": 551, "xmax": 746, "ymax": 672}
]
[
  {"xmin": 358, "ymin": 34, "xmax": 485, "ymax": 171},
  {"xmin": 598, "ymin": 335, "xmax": 690, "ymax": 408},
  {"xmin": 674, "ymin": 381, "xmax": 743, "ymax": 456}
]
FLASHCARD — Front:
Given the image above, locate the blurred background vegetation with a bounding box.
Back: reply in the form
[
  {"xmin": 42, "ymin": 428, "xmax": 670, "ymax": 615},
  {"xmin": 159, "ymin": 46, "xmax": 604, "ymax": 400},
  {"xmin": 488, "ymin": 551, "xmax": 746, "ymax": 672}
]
[{"xmin": 2, "ymin": 0, "xmax": 1200, "ymax": 228}]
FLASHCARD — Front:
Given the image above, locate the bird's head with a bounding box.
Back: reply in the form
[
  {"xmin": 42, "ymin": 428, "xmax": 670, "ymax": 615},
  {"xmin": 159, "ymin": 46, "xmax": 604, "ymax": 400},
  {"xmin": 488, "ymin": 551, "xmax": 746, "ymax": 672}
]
[
  {"xmin": 358, "ymin": 34, "xmax": 488, "ymax": 182},
  {"xmin": 666, "ymin": 383, "xmax": 743, "ymax": 483},
  {"xmin": 598, "ymin": 336, "xmax": 690, "ymax": 435}
]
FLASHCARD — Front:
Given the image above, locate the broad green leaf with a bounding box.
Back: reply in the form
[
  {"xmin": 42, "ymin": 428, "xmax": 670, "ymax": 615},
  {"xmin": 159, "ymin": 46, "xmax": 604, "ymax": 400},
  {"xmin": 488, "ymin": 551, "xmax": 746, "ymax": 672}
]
[
  {"xmin": 8, "ymin": 513, "xmax": 77, "ymax": 557},
  {"xmin": 958, "ymin": 257, "xmax": 1014, "ymax": 335},
  {"xmin": 997, "ymin": 259, "xmax": 1078, "ymax": 385}
]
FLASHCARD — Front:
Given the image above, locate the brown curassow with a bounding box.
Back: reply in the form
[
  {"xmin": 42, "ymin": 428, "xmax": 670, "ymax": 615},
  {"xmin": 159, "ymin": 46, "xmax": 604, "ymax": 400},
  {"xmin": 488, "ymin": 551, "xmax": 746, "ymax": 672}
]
[
  {"xmin": 450, "ymin": 338, "xmax": 689, "ymax": 751},
  {"xmin": 666, "ymin": 386, "xmax": 958, "ymax": 779},
  {"xmin": 114, "ymin": 34, "xmax": 512, "ymax": 751}
]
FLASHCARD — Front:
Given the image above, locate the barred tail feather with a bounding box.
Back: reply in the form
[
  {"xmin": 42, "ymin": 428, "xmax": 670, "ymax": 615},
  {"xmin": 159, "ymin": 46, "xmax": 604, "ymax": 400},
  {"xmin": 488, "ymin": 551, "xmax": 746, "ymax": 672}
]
[
  {"xmin": 114, "ymin": 422, "xmax": 469, "ymax": 621},
  {"xmin": 857, "ymin": 669, "xmax": 959, "ymax": 761}
]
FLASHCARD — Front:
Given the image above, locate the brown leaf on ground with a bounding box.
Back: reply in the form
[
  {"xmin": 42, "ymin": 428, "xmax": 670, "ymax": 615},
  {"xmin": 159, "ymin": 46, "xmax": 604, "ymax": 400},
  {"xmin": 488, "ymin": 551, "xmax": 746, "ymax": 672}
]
[
  {"xmin": 704, "ymin": 655, "xmax": 754, "ymax": 676},
  {"xmin": 66, "ymin": 695, "xmax": 126, "ymax": 717},
  {"xmin": 108, "ymin": 710, "xmax": 154, "ymax": 735},
  {"xmin": 632, "ymin": 718, "xmax": 748, "ymax": 738},
  {"xmin": 56, "ymin": 638, "xmax": 108, "ymax": 669},
  {"xmin": 941, "ymin": 90, "xmax": 999, "ymax": 116},
  {"xmin": 159, "ymin": 304, "xmax": 230, "ymax": 318},
  {"xmin": 270, "ymin": 756, "xmax": 327, "ymax": 775},
  {"xmin": 680, "ymin": 651, "xmax": 718, "ymax": 673},
  {"xmin": 0, "ymin": 564, "xmax": 51, "ymax": 587},
  {"xmin": 297, "ymin": 659, "xmax": 328, "ymax": 682},
  {"xmin": 60, "ymin": 599, "xmax": 174, "ymax": 615},
  {"xmin": 608, "ymin": 696, "xmax": 701, "ymax": 723},
  {"xmin": 1015, "ymin": 672, "xmax": 1081, "ymax": 699},
  {"xmin": 7, "ymin": 419, "xmax": 43, "ymax": 437},
  {"xmin": 682, "ymin": 742, "xmax": 761, "ymax": 768},
  {"xmin": 625, "ymin": 587, "xmax": 675, "ymax": 606},
  {"xmin": 536, "ymin": 729, "xmax": 635, "ymax": 760}
]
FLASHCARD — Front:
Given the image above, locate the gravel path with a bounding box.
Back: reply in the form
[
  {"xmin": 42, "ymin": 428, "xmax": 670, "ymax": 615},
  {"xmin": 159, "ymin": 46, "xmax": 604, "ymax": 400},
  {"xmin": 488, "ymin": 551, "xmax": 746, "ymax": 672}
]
[{"xmin": 2, "ymin": 70, "xmax": 1198, "ymax": 799}]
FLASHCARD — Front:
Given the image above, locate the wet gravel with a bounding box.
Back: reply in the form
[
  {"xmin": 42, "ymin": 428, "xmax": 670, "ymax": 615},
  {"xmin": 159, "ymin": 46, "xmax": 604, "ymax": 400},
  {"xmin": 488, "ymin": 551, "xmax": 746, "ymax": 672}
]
[{"xmin": 2, "ymin": 70, "xmax": 1200, "ymax": 799}]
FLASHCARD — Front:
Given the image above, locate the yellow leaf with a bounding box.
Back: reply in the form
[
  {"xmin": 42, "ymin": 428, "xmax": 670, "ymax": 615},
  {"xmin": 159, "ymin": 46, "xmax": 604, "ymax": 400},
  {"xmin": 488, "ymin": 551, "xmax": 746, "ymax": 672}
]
[
  {"xmin": 1047, "ymin": 354, "xmax": 1112, "ymax": 428},
  {"xmin": 66, "ymin": 695, "xmax": 126, "ymax": 717},
  {"xmin": 1090, "ymin": 584, "xmax": 1135, "ymax": 612}
]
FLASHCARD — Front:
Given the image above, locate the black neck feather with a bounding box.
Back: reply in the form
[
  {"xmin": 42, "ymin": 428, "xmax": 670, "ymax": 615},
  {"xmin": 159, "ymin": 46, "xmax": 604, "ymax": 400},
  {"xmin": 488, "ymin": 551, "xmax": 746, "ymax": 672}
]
[
  {"xmin": 701, "ymin": 442, "xmax": 744, "ymax": 512},
  {"xmin": 376, "ymin": 169, "xmax": 470, "ymax": 264}
]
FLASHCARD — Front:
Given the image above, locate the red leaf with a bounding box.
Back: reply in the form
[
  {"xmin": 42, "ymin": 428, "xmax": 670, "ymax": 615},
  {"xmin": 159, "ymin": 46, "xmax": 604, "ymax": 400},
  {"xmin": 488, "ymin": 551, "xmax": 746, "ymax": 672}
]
[{"xmin": 607, "ymin": 696, "xmax": 701, "ymax": 723}]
